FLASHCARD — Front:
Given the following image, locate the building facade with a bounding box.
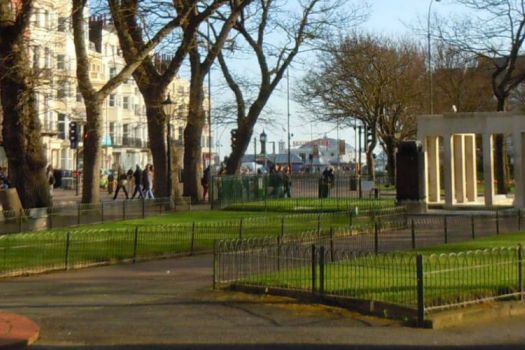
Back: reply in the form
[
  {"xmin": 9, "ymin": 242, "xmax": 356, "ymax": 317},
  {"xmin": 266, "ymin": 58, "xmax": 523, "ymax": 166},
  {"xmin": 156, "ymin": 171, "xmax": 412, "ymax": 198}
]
[{"xmin": 0, "ymin": 1, "xmax": 212, "ymax": 174}]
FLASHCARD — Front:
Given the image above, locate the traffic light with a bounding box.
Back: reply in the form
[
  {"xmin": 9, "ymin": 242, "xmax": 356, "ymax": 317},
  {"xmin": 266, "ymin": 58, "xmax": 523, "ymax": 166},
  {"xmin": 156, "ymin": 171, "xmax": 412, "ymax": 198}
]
[
  {"xmin": 230, "ymin": 128, "xmax": 238, "ymax": 146},
  {"xmin": 365, "ymin": 125, "xmax": 374, "ymax": 145},
  {"xmin": 69, "ymin": 121, "xmax": 78, "ymax": 149}
]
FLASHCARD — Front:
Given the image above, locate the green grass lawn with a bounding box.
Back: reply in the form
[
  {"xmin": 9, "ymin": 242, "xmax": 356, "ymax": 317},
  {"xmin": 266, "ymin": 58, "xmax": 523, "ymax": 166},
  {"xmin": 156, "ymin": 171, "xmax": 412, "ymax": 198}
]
[
  {"xmin": 0, "ymin": 208, "xmax": 391, "ymax": 276},
  {"xmin": 234, "ymin": 232, "xmax": 525, "ymax": 311}
]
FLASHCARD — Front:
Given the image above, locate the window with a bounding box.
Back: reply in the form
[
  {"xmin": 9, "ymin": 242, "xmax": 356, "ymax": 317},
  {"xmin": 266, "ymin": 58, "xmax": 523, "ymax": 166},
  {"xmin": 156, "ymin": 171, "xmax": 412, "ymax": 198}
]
[
  {"xmin": 76, "ymin": 87, "xmax": 82, "ymax": 102},
  {"xmin": 109, "ymin": 94, "xmax": 115, "ymax": 107},
  {"xmin": 44, "ymin": 10, "xmax": 49, "ymax": 29},
  {"xmin": 177, "ymin": 86, "xmax": 185, "ymax": 95},
  {"xmin": 44, "ymin": 48, "xmax": 50, "ymax": 68},
  {"xmin": 34, "ymin": 8, "xmax": 41, "ymax": 27},
  {"xmin": 32, "ymin": 46, "xmax": 40, "ymax": 70},
  {"xmin": 178, "ymin": 127, "xmax": 184, "ymax": 142},
  {"xmin": 56, "ymin": 55, "xmax": 65, "ymax": 70},
  {"xmin": 123, "ymin": 96, "xmax": 129, "ymax": 110},
  {"xmin": 58, "ymin": 17, "xmax": 67, "ymax": 32},
  {"xmin": 109, "ymin": 67, "xmax": 116, "ymax": 78},
  {"xmin": 58, "ymin": 114, "xmax": 66, "ymax": 139}
]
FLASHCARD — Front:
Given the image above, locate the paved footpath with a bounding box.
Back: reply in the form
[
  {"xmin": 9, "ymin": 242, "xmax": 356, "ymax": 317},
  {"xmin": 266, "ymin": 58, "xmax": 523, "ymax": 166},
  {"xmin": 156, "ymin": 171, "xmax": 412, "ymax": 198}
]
[{"xmin": 1, "ymin": 255, "xmax": 525, "ymax": 350}]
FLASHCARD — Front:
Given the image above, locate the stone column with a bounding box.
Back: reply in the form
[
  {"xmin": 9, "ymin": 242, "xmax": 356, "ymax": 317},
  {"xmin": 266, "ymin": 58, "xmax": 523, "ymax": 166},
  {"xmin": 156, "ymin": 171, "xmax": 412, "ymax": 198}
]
[
  {"xmin": 453, "ymin": 134, "xmax": 466, "ymax": 203},
  {"xmin": 427, "ymin": 136, "xmax": 440, "ymax": 202},
  {"xmin": 512, "ymin": 132, "xmax": 525, "ymax": 208},
  {"xmin": 482, "ymin": 133, "xmax": 495, "ymax": 206},
  {"xmin": 464, "ymin": 134, "xmax": 477, "ymax": 202},
  {"xmin": 443, "ymin": 133, "xmax": 455, "ymax": 207}
]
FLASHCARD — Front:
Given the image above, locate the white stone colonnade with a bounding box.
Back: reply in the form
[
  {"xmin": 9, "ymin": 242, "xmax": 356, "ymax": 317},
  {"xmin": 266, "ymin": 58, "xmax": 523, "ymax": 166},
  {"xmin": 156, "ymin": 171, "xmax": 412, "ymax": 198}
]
[{"xmin": 417, "ymin": 112, "xmax": 525, "ymax": 208}]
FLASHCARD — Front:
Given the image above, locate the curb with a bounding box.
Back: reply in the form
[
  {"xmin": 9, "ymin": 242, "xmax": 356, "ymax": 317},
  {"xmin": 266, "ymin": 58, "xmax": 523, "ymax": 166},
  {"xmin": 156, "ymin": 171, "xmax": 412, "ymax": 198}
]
[
  {"xmin": 428, "ymin": 300, "xmax": 525, "ymax": 329},
  {"xmin": 0, "ymin": 312, "xmax": 39, "ymax": 349}
]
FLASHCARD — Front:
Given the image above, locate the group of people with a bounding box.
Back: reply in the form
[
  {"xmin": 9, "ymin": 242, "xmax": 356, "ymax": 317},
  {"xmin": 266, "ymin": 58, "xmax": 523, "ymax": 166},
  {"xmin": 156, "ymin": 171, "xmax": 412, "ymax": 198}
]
[
  {"xmin": 268, "ymin": 165, "xmax": 292, "ymax": 198},
  {"xmin": 108, "ymin": 164, "xmax": 155, "ymax": 200}
]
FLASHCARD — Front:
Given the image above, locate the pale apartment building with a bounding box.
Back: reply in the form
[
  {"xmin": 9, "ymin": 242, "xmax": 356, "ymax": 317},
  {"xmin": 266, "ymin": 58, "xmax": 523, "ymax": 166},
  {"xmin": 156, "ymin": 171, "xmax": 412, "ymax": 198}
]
[{"xmin": 0, "ymin": 0, "xmax": 212, "ymax": 175}]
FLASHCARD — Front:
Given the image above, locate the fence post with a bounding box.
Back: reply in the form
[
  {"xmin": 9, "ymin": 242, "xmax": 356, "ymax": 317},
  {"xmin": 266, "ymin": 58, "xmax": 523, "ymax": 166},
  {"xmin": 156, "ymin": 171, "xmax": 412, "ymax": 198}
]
[
  {"xmin": 317, "ymin": 214, "xmax": 321, "ymax": 235},
  {"xmin": 518, "ymin": 209, "xmax": 522, "ymax": 231},
  {"xmin": 416, "ymin": 254, "xmax": 425, "ymax": 327},
  {"xmin": 496, "ymin": 209, "xmax": 500, "ymax": 235},
  {"xmin": 77, "ymin": 204, "xmax": 81, "ymax": 225},
  {"xmin": 142, "ymin": 197, "xmax": 146, "ymax": 219},
  {"xmin": 411, "ymin": 219, "xmax": 416, "ymax": 250},
  {"xmin": 518, "ymin": 244, "xmax": 523, "ymax": 301},
  {"xmin": 132, "ymin": 226, "xmax": 139, "ymax": 263},
  {"xmin": 213, "ymin": 240, "xmax": 217, "ymax": 290},
  {"xmin": 64, "ymin": 232, "xmax": 71, "ymax": 270},
  {"xmin": 190, "ymin": 221, "xmax": 196, "ymax": 255},
  {"xmin": 349, "ymin": 209, "xmax": 353, "ymax": 228},
  {"xmin": 311, "ymin": 244, "xmax": 317, "ymax": 293},
  {"xmin": 277, "ymin": 236, "xmax": 281, "ymax": 272},
  {"xmin": 123, "ymin": 200, "xmax": 126, "ymax": 220},
  {"xmin": 239, "ymin": 218, "xmax": 243, "ymax": 240},
  {"xmin": 101, "ymin": 202, "xmax": 104, "ymax": 223},
  {"xmin": 18, "ymin": 209, "xmax": 23, "ymax": 233},
  {"xmin": 330, "ymin": 227, "xmax": 334, "ymax": 263},
  {"xmin": 471, "ymin": 215, "xmax": 475, "ymax": 240},
  {"xmin": 319, "ymin": 246, "xmax": 325, "ymax": 296},
  {"xmin": 281, "ymin": 217, "xmax": 285, "ymax": 239},
  {"xmin": 374, "ymin": 222, "xmax": 379, "ymax": 255},
  {"xmin": 444, "ymin": 216, "xmax": 448, "ymax": 244}
]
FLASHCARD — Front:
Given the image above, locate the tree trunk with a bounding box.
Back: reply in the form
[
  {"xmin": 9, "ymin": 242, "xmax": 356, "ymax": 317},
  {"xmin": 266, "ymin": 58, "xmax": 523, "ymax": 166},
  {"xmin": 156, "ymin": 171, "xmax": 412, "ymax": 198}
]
[
  {"xmin": 226, "ymin": 122, "xmax": 253, "ymax": 175},
  {"xmin": 143, "ymin": 96, "xmax": 168, "ymax": 197},
  {"xmin": 0, "ymin": 31, "xmax": 51, "ymax": 208},
  {"xmin": 494, "ymin": 96, "xmax": 507, "ymax": 194},
  {"xmin": 183, "ymin": 73, "xmax": 205, "ymax": 202},
  {"xmin": 81, "ymin": 102, "xmax": 103, "ymax": 203}
]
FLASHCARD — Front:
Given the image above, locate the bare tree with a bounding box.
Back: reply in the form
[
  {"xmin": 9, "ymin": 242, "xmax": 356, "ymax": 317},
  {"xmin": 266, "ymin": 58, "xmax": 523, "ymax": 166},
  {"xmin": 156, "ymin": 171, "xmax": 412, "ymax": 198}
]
[
  {"xmin": 297, "ymin": 33, "xmax": 427, "ymax": 181},
  {"xmin": 72, "ymin": 0, "xmax": 188, "ymax": 203},
  {"xmin": 0, "ymin": 0, "xmax": 51, "ymax": 208},
  {"xmin": 435, "ymin": 0, "xmax": 525, "ymax": 194},
  {"xmin": 111, "ymin": 0, "xmax": 231, "ymax": 199},
  {"xmin": 216, "ymin": 0, "xmax": 364, "ymax": 175},
  {"xmin": 182, "ymin": 0, "xmax": 252, "ymax": 201}
]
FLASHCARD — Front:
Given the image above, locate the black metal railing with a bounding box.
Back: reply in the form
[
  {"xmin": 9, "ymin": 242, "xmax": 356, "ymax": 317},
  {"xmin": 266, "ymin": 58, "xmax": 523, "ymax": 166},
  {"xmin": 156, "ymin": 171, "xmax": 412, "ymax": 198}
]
[
  {"xmin": 211, "ymin": 174, "xmax": 395, "ymax": 211},
  {"xmin": 214, "ymin": 209, "xmax": 525, "ymax": 325}
]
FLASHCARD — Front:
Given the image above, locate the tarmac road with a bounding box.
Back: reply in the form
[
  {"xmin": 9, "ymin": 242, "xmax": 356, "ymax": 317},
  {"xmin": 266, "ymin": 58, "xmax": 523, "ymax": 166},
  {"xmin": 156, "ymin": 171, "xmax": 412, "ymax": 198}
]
[{"xmin": 1, "ymin": 255, "xmax": 525, "ymax": 350}]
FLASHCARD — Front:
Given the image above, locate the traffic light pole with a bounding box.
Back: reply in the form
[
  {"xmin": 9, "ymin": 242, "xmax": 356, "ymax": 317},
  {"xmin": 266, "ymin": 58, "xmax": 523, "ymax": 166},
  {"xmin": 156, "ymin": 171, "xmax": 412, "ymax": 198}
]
[{"xmin": 75, "ymin": 148, "xmax": 79, "ymax": 196}]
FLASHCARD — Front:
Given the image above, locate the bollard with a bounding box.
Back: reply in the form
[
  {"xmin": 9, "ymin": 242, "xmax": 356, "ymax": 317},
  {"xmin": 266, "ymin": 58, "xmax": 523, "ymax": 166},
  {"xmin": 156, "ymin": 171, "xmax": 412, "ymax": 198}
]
[
  {"xmin": 471, "ymin": 215, "xmax": 475, "ymax": 240},
  {"xmin": 64, "ymin": 232, "xmax": 71, "ymax": 270},
  {"xmin": 416, "ymin": 254, "xmax": 425, "ymax": 327},
  {"xmin": 311, "ymin": 244, "xmax": 317, "ymax": 293},
  {"xmin": 519, "ymin": 244, "xmax": 523, "ymax": 301},
  {"xmin": 319, "ymin": 246, "xmax": 325, "ymax": 296}
]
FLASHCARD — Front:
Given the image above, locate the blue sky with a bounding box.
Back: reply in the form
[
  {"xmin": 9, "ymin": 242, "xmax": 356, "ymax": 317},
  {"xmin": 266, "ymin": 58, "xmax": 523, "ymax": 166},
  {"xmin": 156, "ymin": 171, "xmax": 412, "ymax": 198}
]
[{"xmin": 211, "ymin": 0, "xmax": 466, "ymax": 160}]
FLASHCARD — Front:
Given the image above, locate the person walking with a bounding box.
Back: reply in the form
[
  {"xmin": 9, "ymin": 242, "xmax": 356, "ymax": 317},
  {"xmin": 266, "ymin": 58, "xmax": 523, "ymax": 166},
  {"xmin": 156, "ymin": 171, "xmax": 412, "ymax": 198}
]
[
  {"xmin": 46, "ymin": 165, "xmax": 55, "ymax": 196},
  {"xmin": 113, "ymin": 167, "xmax": 129, "ymax": 200},
  {"xmin": 131, "ymin": 165, "xmax": 144, "ymax": 199},
  {"xmin": 143, "ymin": 164, "xmax": 155, "ymax": 199},
  {"xmin": 201, "ymin": 165, "xmax": 210, "ymax": 201},
  {"xmin": 283, "ymin": 166, "xmax": 292, "ymax": 198}
]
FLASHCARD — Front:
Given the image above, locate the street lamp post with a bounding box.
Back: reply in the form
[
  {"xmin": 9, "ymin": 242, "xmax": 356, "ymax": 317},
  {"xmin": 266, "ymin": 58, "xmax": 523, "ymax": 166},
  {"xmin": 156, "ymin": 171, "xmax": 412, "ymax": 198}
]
[
  {"xmin": 162, "ymin": 95, "xmax": 176, "ymax": 200},
  {"xmin": 428, "ymin": 0, "xmax": 441, "ymax": 115},
  {"xmin": 287, "ymin": 68, "xmax": 291, "ymax": 172},
  {"xmin": 260, "ymin": 130, "xmax": 267, "ymax": 170}
]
